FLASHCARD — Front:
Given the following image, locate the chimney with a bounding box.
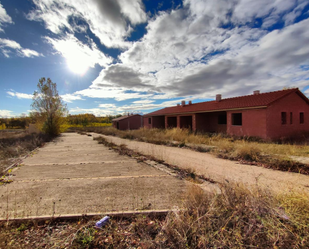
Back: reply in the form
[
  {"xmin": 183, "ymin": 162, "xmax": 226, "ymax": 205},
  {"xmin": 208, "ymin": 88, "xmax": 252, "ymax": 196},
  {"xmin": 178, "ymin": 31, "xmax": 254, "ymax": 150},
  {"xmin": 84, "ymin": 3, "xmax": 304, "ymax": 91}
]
[
  {"xmin": 216, "ymin": 94, "xmax": 222, "ymax": 102},
  {"xmin": 181, "ymin": 100, "xmax": 186, "ymax": 106},
  {"xmin": 189, "ymin": 100, "xmax": 192, "ymax": 105},
  {"xmin": 253, "ymin": 90, "xmax": 260, "ymax": 95},
  {"xmin": 177, "ymin": 104, "xmax": 180, "ymax": 107}
]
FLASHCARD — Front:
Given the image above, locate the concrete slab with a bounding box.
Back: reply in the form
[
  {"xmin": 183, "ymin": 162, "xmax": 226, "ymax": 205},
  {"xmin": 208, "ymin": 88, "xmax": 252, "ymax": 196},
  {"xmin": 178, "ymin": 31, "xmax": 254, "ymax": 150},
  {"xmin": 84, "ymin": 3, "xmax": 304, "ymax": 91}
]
[
  {"xmin": 23, "ymin": 154, "xmax": 136, "ymax": 165},
  {"xmin": 1, "ymin": 176, "xmax": 185, "ymax": 219},
  {"xmin": 0, "ymin": 133, "xmax": 187, "ymax": 219},
  {"xmin": 12, "ymin": 162, "xmax": 167, "ymax": 180},
  {"xmin": 30, "ymin": 148, "xmax": 113, "ymax": 157}
]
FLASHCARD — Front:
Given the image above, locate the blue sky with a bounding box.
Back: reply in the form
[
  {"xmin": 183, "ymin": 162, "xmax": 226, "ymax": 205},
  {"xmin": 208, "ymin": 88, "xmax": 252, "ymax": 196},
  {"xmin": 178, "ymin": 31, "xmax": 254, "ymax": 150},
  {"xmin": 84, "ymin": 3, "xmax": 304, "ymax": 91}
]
[{"xmin": 0, "ymin": 0, "xmax": 309, "ymax": 117}]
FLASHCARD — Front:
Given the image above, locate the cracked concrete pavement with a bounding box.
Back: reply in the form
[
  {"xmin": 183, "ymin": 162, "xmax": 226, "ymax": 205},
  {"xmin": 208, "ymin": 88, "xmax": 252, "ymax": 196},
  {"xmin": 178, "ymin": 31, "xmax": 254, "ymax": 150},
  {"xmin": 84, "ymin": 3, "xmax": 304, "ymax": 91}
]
[{"xmin": 0, "ymin": 133, "xmax": 187, "ymax": 219}]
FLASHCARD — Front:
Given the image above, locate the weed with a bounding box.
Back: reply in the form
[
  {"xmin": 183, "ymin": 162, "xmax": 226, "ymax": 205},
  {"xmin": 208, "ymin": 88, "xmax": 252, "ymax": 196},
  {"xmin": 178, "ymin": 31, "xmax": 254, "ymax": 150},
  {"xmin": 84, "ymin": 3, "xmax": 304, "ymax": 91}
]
[
  {"xmin": 85, "ymin": 127, "xmax": 309, "ymax": 175},
  {"xmin": 16, "ymin": 223, "xmax": 27, "ymax": 232},
  {"xmin": 0, "ymin": 132, "xmax": 51, "ymax": 174},
  {"xmin": 0, "ymin": 184, "xmax": 308, "ymax": 248},
  {"xmin": 73, "ymin": 226, "xmax": 96, "ymax": 248}
]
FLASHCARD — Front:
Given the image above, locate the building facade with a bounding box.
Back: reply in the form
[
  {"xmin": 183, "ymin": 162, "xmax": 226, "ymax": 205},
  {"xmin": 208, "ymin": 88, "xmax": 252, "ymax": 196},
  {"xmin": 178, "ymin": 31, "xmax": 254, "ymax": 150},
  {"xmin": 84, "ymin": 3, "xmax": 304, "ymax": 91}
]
[
  {"xmin": 143, "ymin": 89, "xmax": 309, "ymax": 140},
  {"xmin": 112, "ymin": 114, "xmax": 143, "ymax": 130}
]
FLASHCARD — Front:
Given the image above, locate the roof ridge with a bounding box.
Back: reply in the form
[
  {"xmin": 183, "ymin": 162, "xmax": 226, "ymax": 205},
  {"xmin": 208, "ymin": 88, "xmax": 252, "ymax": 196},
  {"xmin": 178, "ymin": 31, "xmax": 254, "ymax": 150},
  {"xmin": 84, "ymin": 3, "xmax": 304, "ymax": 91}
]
[
  {"xmin": 143, "ymin": 88, "xmax": 302, "ymax": 117},
  {"xmin": 220, "ymin": 88, "xmax": 297, "ymax": 102},
  {"xmin": 168, "ymin": 88, "xmax": 298, "ymax": 107}
]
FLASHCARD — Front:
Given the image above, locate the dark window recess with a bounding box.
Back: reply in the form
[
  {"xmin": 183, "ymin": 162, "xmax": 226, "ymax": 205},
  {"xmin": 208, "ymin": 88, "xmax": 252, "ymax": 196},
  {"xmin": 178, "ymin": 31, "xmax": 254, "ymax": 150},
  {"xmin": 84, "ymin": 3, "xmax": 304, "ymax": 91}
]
[
  {"xmin": 232, "ymin": 113, "xmax": 242, "ymax": 126},
  {"xmin": 148, "ymin": 118, "xmax": 151, "ymax": 124},
  {"xmin": 290, "ymin": 112, "xmax": 293, "ymax": 124},
  {"xmin": 218, "ymin": 114, "xmax": 227, "ymax": 124},
  {"xmin": 281, "ymin": 112, "xmax": 287, "ymax": 125},
  {"xmin": 300, "ymin": 112, "xmax": 304, "ymax": 124}
]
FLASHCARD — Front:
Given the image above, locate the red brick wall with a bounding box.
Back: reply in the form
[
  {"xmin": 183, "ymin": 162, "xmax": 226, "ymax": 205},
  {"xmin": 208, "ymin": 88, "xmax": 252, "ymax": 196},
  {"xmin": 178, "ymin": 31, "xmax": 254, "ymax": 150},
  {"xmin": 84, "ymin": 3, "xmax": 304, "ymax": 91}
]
[
  {"xmin": 195, "ymin": 112, "xmax": 227, "ymax": 133},
  {"xmin": 227, "ymin": 108, "xmax": 267, "ymax": 138},
  {"xmin": 266, "ymin": 92, "xmax": 309, "ymax": 139},
  {"xmin": 118, "ymin": 115, "xmax": 142, "ymax": 130},
  {"xmin": 143, "ymin": 117, "xmax": 151, "ymax": 129}
]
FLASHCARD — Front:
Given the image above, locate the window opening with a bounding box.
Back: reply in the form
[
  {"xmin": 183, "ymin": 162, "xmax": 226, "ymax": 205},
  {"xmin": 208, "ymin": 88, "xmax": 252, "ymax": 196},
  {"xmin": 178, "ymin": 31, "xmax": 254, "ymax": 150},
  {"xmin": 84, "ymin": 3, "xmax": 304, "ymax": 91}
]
[
  {"xmin": 281, "ymin": 112, "xmax": 287, "ymax": 125},
  {"xmin": 290, "ymin": 112, "xmax": 293, "ymax": 124},
  {"xmin": 218, "ymin": 114, "xmax": 227, "ymax": 124},
  {"xmin": 300, "ymin": 112, "xmax": 304, "ymax": 124},
  {"xmin": 232, "ymin": 113, "xmax": 242, "ymax": 126}
]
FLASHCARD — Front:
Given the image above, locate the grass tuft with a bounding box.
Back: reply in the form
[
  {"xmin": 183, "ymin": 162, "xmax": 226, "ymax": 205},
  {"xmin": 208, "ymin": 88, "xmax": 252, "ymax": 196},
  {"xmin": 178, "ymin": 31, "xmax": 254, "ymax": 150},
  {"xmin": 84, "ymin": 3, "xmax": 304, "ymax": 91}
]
[
  {"xmin": 1, "ymin": 184, "xmax": 308, "ymax": 248},
  {"xmin": 74, "ymin": 127, "xmax": 309, "ymax": 175},
  {"xmin": 0, "ymin": 131, "xmax": 52, "ymax": 174}
]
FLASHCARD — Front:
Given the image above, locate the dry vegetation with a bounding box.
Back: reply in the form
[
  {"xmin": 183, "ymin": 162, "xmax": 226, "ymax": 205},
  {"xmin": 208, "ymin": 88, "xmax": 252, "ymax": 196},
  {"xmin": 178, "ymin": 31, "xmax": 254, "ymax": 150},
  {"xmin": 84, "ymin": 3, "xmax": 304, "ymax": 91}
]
[
  {"xmin": 71, "ymin": 127, "xmax": 309, "ymax": 175},
  {"xmin": 0, "ymin": 130, "xmax": 51, "ymax": 175},
  {"xmin": 1, "ymin": 128, "xmax": 308, "ymax": 247},
  {"xmin": 1, "ymin": 183, "xmax": 308, "ymax": 248}
]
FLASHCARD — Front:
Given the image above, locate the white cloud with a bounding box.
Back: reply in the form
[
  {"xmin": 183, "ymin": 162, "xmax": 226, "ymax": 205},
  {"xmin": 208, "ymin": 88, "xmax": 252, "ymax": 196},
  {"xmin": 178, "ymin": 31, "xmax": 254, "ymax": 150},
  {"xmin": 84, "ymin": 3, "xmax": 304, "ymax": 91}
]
[
  {"xmin": 45, "ymin": 34, "xmax": 112, "ymax": 70},
  {"xmin": 132, "ymin": 100, "xmax": 154, "ymax": 104},
  {"xmin": 70, "ymin": 98, "xmax": 184, "ymax": 116},
  {"xmin": 69, "ymin": 107, "xmax": 116, "ymax": 116},
  {"xmin": 102, "ymin": 0, "xmax": 309, "ymax": 100},
  {"xmin": 23, "ymin": 0, "xmax": 309, "ymax": 111},
  {"xmin": 7, "ymin": 91, "xmax": 33, "ymax": 99},
  {"xmin": 76, "ymin": 87, "xmax": 152, "ymax": 101},
  {"xmin": 7, "ymin": 90, "xmax": 85, "ymax": 103},
  {"xmin": 21, "ymin": 49, "xmax": 42, "ymax": 58},
  {"xmin": 0, "ymin": 38, "xmax": 20, "ymax": 49},
  {"xmin": 0, "ymin": 38, "xmax": 43, "ymax": 58},
  {"xmin": 0, "ymin": 3, "xmax": 13, "ymax": 32},
  {"xmin": 61, "ymin": 94, "xmax": 84, "ymax": 103},
  {"xmin": 27, "ymin": 0, "xmax": 147, "ymax": 48},
  {"xmin": 0, "ymin": 110, "xmax": 14, "ymax": 118},
  {"xmin": 98, "ymin": 103, "xmax": 117, "ymax": 108}
]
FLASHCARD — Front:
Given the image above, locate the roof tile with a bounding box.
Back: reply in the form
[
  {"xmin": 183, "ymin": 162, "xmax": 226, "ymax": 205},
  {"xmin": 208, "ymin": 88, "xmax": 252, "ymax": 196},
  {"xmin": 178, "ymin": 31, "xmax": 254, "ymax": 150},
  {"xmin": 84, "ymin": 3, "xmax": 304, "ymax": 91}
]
[{"xmin": 145, "ymin": 88, "xmax": 301, "ymax": 116}]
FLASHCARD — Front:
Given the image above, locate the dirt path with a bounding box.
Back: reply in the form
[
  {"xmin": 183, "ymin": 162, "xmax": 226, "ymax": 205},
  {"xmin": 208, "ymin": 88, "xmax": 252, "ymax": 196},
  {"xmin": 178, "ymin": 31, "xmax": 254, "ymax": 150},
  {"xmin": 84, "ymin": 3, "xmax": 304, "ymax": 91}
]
[
  {"xmin": 0, "ymin": 133, "xmax": 187, "ymax": 219},
  {"xmin": 95, "ymin": 134, "xmax": 309, "ymax": 194}
]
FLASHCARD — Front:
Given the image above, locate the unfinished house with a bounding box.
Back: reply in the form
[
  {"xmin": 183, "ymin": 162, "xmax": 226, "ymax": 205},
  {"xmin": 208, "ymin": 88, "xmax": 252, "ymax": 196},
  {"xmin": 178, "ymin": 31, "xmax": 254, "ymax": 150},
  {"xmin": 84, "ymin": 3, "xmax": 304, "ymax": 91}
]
[
  {"xmin": 143, "ymin": 89, "xmax": 309, "ymax": 140},
  {"xmin": 112, "ymin": 114, "xmax": 143, "ymax": 130}
]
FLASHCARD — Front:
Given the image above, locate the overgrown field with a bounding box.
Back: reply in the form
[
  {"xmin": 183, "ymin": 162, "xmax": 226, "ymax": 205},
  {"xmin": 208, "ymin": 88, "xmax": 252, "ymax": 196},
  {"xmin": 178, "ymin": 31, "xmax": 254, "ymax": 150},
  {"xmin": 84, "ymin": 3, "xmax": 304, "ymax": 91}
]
[
  {"xmin": 0, "ymin": 130, "xmax": 51, "ymax": 175},
  {"xmin": 71, "ymin": 127, "xmax": 309, "ymax": 175},
  {"xmin": 0, "ymin": 183, "xmax": 308, "ymax": 248},
  {"xmin": 60, "ymin": 122, "xmax": 111, "ymax": 132}
]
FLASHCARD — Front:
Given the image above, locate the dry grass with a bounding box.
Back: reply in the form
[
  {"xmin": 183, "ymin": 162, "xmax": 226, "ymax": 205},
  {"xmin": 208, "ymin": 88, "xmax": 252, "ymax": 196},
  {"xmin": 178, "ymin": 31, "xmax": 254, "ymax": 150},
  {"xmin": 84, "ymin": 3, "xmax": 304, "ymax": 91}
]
[
  {"xmin": 0, "ymin": 130, "xmax": 52, "ymax": 174},
  {"xmin": 0, "ymin": 183, "xmax": 308, "ymax": 248},
  {"xmin": 72, "ymin": 127, "xmax": 309, "ymax": 175}
]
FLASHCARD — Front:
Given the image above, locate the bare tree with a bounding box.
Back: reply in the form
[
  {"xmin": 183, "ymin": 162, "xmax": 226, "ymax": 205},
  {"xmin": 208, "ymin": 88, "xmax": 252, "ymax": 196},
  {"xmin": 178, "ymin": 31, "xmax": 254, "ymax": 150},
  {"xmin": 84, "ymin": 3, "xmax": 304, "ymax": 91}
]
[{"xmin": 31, "ymin": 77, "xmax": 67, "ymax": 135}]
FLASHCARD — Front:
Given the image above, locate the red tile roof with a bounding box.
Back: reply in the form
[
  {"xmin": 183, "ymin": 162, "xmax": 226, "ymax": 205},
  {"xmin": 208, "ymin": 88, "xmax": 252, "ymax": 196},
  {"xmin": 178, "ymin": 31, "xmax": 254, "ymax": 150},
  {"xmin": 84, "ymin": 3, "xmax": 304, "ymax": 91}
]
[
  {"xmin": 144, "ymin": 88, "xmax": 308, "ymax": 116},
  {"xmin": 112, "ymin": 114, "xmax": 141, "ymax": 121}
]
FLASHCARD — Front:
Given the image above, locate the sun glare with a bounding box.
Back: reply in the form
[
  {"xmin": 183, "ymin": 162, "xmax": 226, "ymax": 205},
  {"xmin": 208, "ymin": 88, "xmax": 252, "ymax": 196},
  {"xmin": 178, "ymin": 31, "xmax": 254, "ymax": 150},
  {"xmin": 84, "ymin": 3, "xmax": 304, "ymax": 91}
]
[{"xmin": 67, "ymin": 59, "xmax": 89, "ymax": 76}]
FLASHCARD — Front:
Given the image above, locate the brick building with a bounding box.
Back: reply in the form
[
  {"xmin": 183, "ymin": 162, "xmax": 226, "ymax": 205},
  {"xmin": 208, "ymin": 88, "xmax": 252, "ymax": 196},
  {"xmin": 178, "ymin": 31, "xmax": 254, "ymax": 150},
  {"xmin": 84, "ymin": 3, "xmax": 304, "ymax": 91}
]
[
  {"xmin": 143, "ymin": 88, "xmax": 309, "ymax": 140},
  {"xmin": 112, "ymin": 114, "xmax": 143, "ymax": 130}
]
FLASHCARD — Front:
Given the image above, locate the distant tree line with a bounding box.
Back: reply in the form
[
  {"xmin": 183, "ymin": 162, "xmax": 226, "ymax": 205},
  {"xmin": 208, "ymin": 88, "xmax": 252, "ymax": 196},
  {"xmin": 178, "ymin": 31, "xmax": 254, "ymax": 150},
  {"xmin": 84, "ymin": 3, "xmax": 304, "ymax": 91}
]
[
  {"xmin": 0, "ymin": 116, "xmax": 34, "ymax": 129},
  {"xmin": 0, "ymin": 114, "xmax": 122, "ymax": 130},
  {"xmin": 66, "ymin": 114, "xmax": 122, "ymax": 127}
]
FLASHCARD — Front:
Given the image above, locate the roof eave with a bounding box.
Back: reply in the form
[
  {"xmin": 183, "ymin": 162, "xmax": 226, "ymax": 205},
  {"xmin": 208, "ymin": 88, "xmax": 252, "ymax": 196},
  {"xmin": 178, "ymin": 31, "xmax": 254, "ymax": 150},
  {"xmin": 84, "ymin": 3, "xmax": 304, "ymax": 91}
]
[{"xmin": 143, "ymin": 105, "xmax": 267, "ymax": 117}]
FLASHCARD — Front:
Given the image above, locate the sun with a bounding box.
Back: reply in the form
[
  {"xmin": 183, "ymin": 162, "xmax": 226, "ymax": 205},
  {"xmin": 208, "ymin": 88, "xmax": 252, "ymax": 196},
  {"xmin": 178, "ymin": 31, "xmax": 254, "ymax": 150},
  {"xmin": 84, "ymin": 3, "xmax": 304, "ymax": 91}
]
[{"xmin": 67, "ymin": 58, "xmax": 89, "ymax": 76}]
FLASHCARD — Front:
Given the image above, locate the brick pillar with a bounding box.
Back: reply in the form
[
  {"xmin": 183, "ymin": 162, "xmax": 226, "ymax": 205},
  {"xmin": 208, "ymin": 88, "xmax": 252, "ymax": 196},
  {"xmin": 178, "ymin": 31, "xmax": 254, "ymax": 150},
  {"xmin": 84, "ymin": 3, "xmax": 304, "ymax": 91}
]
[
  {"xmin": 192, "ymin": 114, "xmax": 196, "ymax": 131},
  {"xmin": 177, "ymin": 116, "xmax": 180, "ymax": 128},
  {"xmin": 165, "ymin": 116, "xmax": 168, "ymax": 129}
]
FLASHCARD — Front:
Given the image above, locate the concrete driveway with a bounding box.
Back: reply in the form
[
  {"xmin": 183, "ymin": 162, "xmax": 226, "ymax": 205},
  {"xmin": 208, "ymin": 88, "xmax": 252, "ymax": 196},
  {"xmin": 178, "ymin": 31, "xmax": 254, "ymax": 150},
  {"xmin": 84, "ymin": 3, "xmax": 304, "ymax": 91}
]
[
  {"xmin": 0, "ymin": 133, "xmax": 186, "ymax": 219},
  {"xmin": 94, "ymin": 134, "xmax": 309, "ymax": 194}
]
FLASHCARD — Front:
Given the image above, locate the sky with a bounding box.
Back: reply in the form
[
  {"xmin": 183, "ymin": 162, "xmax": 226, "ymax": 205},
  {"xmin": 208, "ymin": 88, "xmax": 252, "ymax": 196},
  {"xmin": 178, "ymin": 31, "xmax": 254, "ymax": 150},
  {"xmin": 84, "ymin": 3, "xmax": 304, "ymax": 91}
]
[{"xmin": 0, "ymin": 0, "xmax": 309, "ymax": 118}]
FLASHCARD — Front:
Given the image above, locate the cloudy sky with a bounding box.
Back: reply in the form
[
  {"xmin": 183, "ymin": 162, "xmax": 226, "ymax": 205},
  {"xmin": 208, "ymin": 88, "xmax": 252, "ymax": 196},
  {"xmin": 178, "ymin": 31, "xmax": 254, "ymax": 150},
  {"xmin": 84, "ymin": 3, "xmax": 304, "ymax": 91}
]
[{"xmin": 1, "ymin": 0, "xmax": 309, "ymax": 117}]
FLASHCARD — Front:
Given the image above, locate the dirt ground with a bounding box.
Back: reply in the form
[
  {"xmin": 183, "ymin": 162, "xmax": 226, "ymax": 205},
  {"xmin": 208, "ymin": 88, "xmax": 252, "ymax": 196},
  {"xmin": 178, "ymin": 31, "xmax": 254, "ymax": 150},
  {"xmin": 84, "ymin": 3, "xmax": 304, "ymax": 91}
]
[
  {"xmin": 94, "ymin": 134, "xmax": 309, "ymax": 194},
  {"xmin": 0, "ymin": 133, "xmax": 187, "ymax": 219}
]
